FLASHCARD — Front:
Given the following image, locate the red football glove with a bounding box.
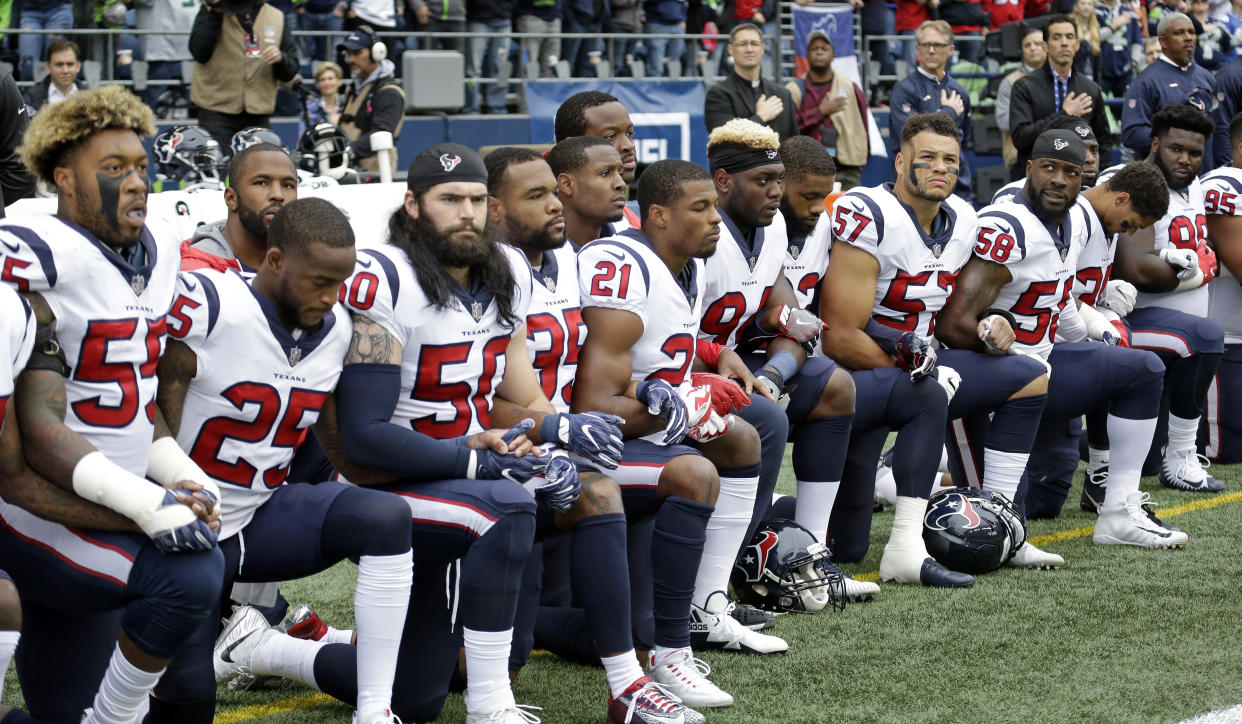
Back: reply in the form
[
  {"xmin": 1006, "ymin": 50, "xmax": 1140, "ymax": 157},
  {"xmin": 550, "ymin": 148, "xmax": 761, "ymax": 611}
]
[
  {"xmin": 690, "ymin": 372, "xmax": 750, "ymax": 415},
  {"xmin": 1197, "ymin": 242, "xmax": 1218, "ymax": 286}
]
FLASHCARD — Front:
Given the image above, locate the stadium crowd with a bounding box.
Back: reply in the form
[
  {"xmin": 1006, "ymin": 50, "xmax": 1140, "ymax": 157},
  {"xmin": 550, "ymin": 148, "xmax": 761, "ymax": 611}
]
[{"xmin": 0, "ymin": 0, "xmax": 1234, "ymax": 720}]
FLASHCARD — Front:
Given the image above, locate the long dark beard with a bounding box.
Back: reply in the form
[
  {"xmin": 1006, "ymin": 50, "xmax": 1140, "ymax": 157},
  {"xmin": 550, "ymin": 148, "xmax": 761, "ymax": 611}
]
[
  {"xmin": 387, "ymin": 208, "xmax": 518, "ymax": 326},
  {"xmin": 238, "ymin": 203, "xmax": 270, "ymax": 242},
  {"xmin": 1023, "ymin": 179, "xmax": 1072, "ymax": 225},
  {"xmin": 507, "ymin": 213, "xmax": 564, "ymax": 253}
]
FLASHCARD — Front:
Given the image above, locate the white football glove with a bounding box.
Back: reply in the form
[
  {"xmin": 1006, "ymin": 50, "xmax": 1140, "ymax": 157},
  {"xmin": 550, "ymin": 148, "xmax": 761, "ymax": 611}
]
[
  {"xmin": 1159, "ymin": 248, "xmax": 1202, "ymax": 282},
  {"xmin": 1096, "ymin": 279, "xmax": 1138, "ymax": 317},
  {"xmin": 678, "ymin": 383, "xmax": 713, "ymax": 429},
  {"xmin": 1077, "ymin": 302, "xmax": 1119, "ymax": 345},
  {"xmin": 931, "ymin": 365, "xmax": 961, "ymax": 402},
  {"xmin": 686, "ymin": 410, "xmax": 734, "ymax": 443},
  {"xmin": 774, "ymin": 305, "xmax": 827, "ymax": 343}
]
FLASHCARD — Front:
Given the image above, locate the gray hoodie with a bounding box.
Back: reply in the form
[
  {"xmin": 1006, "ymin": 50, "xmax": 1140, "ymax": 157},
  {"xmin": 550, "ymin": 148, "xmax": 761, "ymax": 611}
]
[{"xmin": 189, "ymin": 220, "xmax": 236, "ymax": 261}]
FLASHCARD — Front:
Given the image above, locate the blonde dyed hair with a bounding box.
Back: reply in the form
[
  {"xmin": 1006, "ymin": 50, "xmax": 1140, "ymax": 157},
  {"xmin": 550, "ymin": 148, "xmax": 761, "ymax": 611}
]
[
  {"xmin": 20, "ymin": 84, "xmax": 155, "ymax": 185},
  {"xmin": 707, "ymin": 118, "xmax": 780, "ymax": 152}
]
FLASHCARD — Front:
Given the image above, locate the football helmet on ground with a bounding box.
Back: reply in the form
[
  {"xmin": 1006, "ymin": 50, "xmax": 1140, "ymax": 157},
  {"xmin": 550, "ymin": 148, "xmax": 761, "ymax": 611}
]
[
  {"xmin": 922, "ymin": 487, "xmax": 1026, "ymax": 574},
  {"xmin": 731, "ymin": 520, "xmax": 845, "ymax": 613}
]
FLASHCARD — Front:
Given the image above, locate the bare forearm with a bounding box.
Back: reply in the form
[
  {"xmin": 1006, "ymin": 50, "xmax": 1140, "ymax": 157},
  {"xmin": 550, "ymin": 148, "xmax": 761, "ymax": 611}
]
[
  {"xmin": 823, "ymin": 326, "xmax": 896, "ymax": 370},
  {"xmin": 15, "ymin": 369, "xmax": 95, "ymax": 487}
]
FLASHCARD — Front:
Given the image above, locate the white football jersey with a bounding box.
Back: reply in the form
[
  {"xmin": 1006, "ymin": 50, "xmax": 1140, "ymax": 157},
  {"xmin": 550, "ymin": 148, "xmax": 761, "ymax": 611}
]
[
  {"xmin": 698, "ymin": 210, "xmax": 787, "ymax": 348},
  {"xmin": 976, "ymin": 191, "xmax": 1083, "ymax": 359},
  {"xmin": 0, "ymin": 215, "xmax": 181, "ymax": 475},
  {"xmin": 1099, "ymin": 164, "xmax": 1210, "ymax": 316},
  {"xmin": 167, "ymin": 269, "xmax": 351, "ymax": 539},
  {"xmin": 0, "ymin": 285, "xmax": 35, "ymax": 432},
  {"xmin": 1203, "ymin": 166, "xmax": 1242, "ymax": 343},
  {"xmin": 784, "ymin": 211, "xmax": 834, "ymax": 313},
  {"xmin": 1070, "ymin": 197, "xmax": 1117, "ymax": 306},
  {"xmin": 341, "ymin": 243, "xmax": 532, "ymax": 438},
  {"xmin": 525, "ymin": 243, "xmax": 587, "ymax": 414},
  {"xmin": 831, "ymin": 184, "xmax": 976, "ymax": 343},
  {"xmin": 578, "ymin": 229, "xmax": 703, "ymax": 387}
]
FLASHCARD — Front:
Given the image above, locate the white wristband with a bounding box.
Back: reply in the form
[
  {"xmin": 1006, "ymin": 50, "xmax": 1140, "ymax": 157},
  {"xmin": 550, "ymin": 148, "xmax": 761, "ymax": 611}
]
[
  {"xmin": 1077, "ymin": 302, "xmax": 1114, "ymax": 342},
  {"xmin": 147, "ymin": 437, "xmax": 221, "ymax": 503},
  {"xmin": 1175, "ymin": 267, "xmax": 1205, "ymax": 291},
  {"xmin": 72, "ymin": 451, "xmax": 167, "ymax": 524}
]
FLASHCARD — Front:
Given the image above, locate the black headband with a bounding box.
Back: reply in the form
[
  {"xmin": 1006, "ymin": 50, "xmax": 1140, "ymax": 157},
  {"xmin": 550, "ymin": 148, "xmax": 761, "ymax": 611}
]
[
  {"xmin": 709, "ymin": 146, "xmax": 781, "ymax": 174},
  {"xmin": 406, "ymin": 142, "xmax": 487, "ymax": 192}
]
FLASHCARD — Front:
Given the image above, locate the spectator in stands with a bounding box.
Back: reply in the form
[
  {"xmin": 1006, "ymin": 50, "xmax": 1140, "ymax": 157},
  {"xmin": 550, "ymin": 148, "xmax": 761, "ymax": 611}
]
[
  {"xmin": 1096, "ymin": 0, "xmax": 1143, "ymax": 97},
  {"xmin": 860, "ymin": 0, "xmax": 897, "ymax": 106},
  {"xmin": 704, "ymin": 22, "xmax": 796, "ymax": 139},
  {"xmin": 412, "ymin": 0, "xmax": 465, "ymax": 52},
  {"xmin": 18, "ymin": 0, "xmax": 73, "ymax": 81},
  {"xmin": 341, "ymin": 0, "xmax": 402, "ymax": 49},
  {"xmin": 997, "ymin": 25, "xmax": 1047, "ymax": 170},
  {"xmin": 516, "ymin": 0, "xmax": 562, "ymax": 77},
  {"xmin": 1121, "ymin": 11, "xmax": 1228, "ymax": 171},
  {"xmin": 720, "ymin": 0, "xmax": 777, "ymax": 58},
  {"xmin": 295, "ymin": 0, "xmax": 344, "ymax": 64},
  {"xmin": 306, "ymin": 60, "xmax": 346, "ymax": 126},
  {"xmin": 23, "ymin": 39, "xmax": 85, "ymax": 112},
  {"xmin": 464, "ymin": 0, "xmax": 515, "ymax": 113},
  {"xmin": 135, "ymin": 0, "xmax": 199, "ymax": 110},
  {"xmin": 1189, "ymin": 0, "xmax": 1233, "ymax": 68},
  {"xmin": 0, "ymin": 67, "xmax": 36, "ymax": 211},
  {"xmin": 895, "ymin": 0, "xmax": 931, "ymax": 70},
  {"xmin": 1072, "ymin": 0, "xmax": 1100, "ymax": 77},
  {"xmin": 190, "ymin": 0, "xmax": 299, "ymax": 151},
  {"xmin": 983, "ymin": 0, "xmax": 1024, "ymax": 36},
  {"xmin": 644, "ymin": 0, "xmax": 688, "ymax": 76},
  {"xmin": 888, "ymin": 20, "xmax": 973, "ymax": 193},
  {"xmin": 608, "ymin": 0, "xmax": 643, "ymax": 75},
  {"xmin": 339, "ymin": 25, "xmax": 403, "ymax": 171},
  {"xmin": 1008, "ymin": 14, "xmax": 1111, "ymax": 180},
  {"xmin": 1212, "ymin": 56, "xmax": 1242, "ymax": 166},
  {"xmin": 1142, "ymin": 35, "xmax": 1161, "ymax": 66},
  {"xmin": 561, "ymin": 0, "xmax": 607, "ymax": 77},
  {"xmin": 787, "ymin": 30, "xmax": 869, "ymax": 189},
  {"xmin": 938, "ymin": 0, "xmax": 987, "ymax": 63}
]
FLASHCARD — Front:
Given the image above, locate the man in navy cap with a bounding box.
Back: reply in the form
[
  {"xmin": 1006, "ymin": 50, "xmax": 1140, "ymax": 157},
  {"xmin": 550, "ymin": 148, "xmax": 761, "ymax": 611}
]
[{"xmin": 337, "ymin": 25, "xmax": 405, "ymax": 173}]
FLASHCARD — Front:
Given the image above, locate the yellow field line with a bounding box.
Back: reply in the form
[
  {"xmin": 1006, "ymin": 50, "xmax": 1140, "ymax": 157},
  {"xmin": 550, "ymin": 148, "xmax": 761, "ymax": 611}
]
[
  {"xmin": 213, "ymin": 693, "xmax": 336, "ymax": 723},
  {"xmin": 851, "ymin": 490, "xmax": 1242, "ymax": 583},
  {"xmin": 215, "ymin": 490, "xmax": 1242, "ymax": 722}
]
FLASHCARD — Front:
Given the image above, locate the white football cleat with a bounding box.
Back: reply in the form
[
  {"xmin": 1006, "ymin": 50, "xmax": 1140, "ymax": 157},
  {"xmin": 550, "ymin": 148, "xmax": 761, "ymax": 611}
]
[
  {"xmin": 647, "ymin": 648, "xmax": 734, "ymax": 708},
  {"xmin": 353, "ymin": 710, "xmax": 403, "ymax": 724},
  {"xmin": 464, "ymin": 704, "xmax": 542, "ymax": 723},
  {"xmin": 213, "ymin": 605, "xmax": 275, "ymax": 684},
  {"xmin": 874, "ymin": 462, "xmax": 897, "ymax": 510},
  {"xmin": 1093, "ymin": 492, "xmax": 1189, "ymax": 548},
  {"xmin": 840, "ymin": 573, "xmax": 881, "ymax": 602},
  {"xmin": 1004, "ymin": 541, "xmax": 1064, "ymax": 570},
  {"xmin": 1159, "ymin": 449, "xmax": 1224, "ymax": 493},
  {"xmin": 689, "ymin": 591, "xmax": 788, "ymax": 654}
]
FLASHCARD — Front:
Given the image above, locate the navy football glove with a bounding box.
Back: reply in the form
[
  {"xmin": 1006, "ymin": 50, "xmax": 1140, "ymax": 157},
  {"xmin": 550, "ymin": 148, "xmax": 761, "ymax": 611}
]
[
  {"xmin": 531, "ymin": 449, "xmax": 581, "ymax": 513},
  {"xmin": 470, "ymin": 419, "xmax": 547, "ymax": 483},
  {"xmin": 538, "ymin": 412, "xmax": 625, "ymax": 469},
  {"xmin": 895, "ymin": 332, "xmax": 937, "ymax": 382},
  {"xmin": 635, "ymin": 379, "xmax": 689, "ymax": 445},
  {"xmin": 148, "ymin": 490, "xmax": 218, "ymax": 554}
]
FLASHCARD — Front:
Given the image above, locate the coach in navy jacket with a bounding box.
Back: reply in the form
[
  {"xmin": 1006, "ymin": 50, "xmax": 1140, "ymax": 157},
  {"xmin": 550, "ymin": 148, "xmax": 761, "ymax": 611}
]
[
  {"xmin": 1120, "ymin": 11, "xmax": 1227, "ymax": 173},
  {"xmin": 1213, "ymin": 57, "xmax": 1242, "ymax": 168}
]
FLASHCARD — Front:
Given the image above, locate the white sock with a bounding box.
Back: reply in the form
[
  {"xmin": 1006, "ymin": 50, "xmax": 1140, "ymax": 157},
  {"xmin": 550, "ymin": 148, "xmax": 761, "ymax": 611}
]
[
  {"xmin": 887, "ymin": 496, "xmax": 929, "ymax": 552},
  {"xmin": 649, "ymin": 645, "xmax": 688, "ymax": 667},
  {"xmin": 1102, "ymin": 414, "xmax": 1156, "ymax": 512},
  {"xmin": 91, "ymin": 644, "xmax": 163, "ymax": 724},
  {"xmin": 324, "ymin": 627, "xmax": 355, "ymax": 645},
  {"xmin": 600, "ymin": 650, "xmax": 644, "ymax": 698},
  {"xmin": 793, "ymin": 480, "xmax": 840, "ymax": 543},
  {"xmin": 462, "ymin": 628, "xmax": 515, "ymax": 714},
  {"xmin": 1088, "ymin": 446, "xmax": 1110, "ymax": 473},
  {"xmin": 250, "ymin": 632, "xmax": 329, "ymax": 687},
  {"xmin": 1165, "ymin": 414, "xmax": 1201, "ymax": 459},
  {"xmin": 982, "ymin": 448, "xmax": 1028, "ymax": 502},
  {"xmin": 0, "ymin": 629, "xmax": 18, "ymax": 700},
  {"xmin": 692, "ymin": 473, "xmax": 757, "ymax": 608},
  {"xmin": 354, "ymin": 551, "xmax": 413, "ymax": 720}
]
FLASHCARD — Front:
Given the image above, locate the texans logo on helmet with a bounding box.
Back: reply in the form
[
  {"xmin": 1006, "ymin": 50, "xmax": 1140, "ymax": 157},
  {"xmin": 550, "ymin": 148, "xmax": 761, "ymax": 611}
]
[
  {"xmin": 924, "ymin": 492, "xmax": 982, "ymax": 531},
  {"xmin": 440, "ymin": 153, "xmax": 462, "ymax": 172},
  {"xmin": 740, "ymin": 531, "xmax": 780, "ymax": 581}
]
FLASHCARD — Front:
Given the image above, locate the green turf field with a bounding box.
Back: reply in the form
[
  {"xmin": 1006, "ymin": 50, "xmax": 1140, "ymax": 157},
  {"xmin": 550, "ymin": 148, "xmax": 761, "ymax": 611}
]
[{"xmin": 10, "ymin": 457, "xmax": 1242, "ymax": 723}]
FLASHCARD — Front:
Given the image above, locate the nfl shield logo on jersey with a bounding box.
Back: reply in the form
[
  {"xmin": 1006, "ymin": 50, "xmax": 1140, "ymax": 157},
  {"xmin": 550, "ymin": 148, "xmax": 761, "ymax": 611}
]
[
  {"xmin": 470, "ymin": 300, "xmax": 484, "ymax": 321},
  {"xmin": 288, "ymin": 346, "xmax": 302, "ymax": 365},
  {"xmin": 130, "ymin": 274, "xmax": 145, "ymax": 294},
  {"xmin": 747, "ymin": 256, "xmax": 758, "ymax": 272},
  {"xmin": 542, "ymin": 276, "xmax": 556, "ymax": 293},
  {"xmin": 932, "ymin": 243, "xmax": 943, "ymax": 257},
  {"xmin": 789, "ymin": 244, "xmax": 801, "ymax": 260}
]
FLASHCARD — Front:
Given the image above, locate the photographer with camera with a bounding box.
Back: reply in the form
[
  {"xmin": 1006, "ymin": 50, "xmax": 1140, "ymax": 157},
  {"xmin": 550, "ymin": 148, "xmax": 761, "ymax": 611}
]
[{"xmin": 190, "ymin": 0, "xmax": 300, "ymax": 150}]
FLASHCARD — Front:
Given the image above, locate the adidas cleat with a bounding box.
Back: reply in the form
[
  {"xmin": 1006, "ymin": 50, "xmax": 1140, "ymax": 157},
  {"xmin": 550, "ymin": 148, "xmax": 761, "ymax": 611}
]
[
  {"xmin": 728, "ymin": 602, "xmax": 776, "ymax": 631},
  {"xmin": 689, "ymin": 591, "xmax": 787, "ymax": 654}
]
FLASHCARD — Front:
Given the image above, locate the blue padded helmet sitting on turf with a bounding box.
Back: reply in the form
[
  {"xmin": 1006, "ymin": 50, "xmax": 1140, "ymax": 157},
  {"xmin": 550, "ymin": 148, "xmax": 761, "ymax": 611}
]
[
  {"xmin": 923, "ymin": 487, "xmax": 1027, "ymax": 575},
  {"xmin": 731, "ymin": 519, "xmax": 846, "ymax": 613},
  {"xmin": 153, "ymin": 125, "xmax": 224, "ymax": 187}
]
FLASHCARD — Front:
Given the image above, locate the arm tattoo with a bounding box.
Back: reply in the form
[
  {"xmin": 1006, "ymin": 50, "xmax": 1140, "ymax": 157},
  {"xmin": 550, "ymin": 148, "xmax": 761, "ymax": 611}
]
[
  {"xmin": 156, "ymin": 339, "xmax": 198, "ymax": 438},
  {"xmin": 14, "ymin": 369, "xmax": 95, "ymax": 486},
  {"xmin": 346, "ymin": 315, "xmax": 400, "ymax": 365}
]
